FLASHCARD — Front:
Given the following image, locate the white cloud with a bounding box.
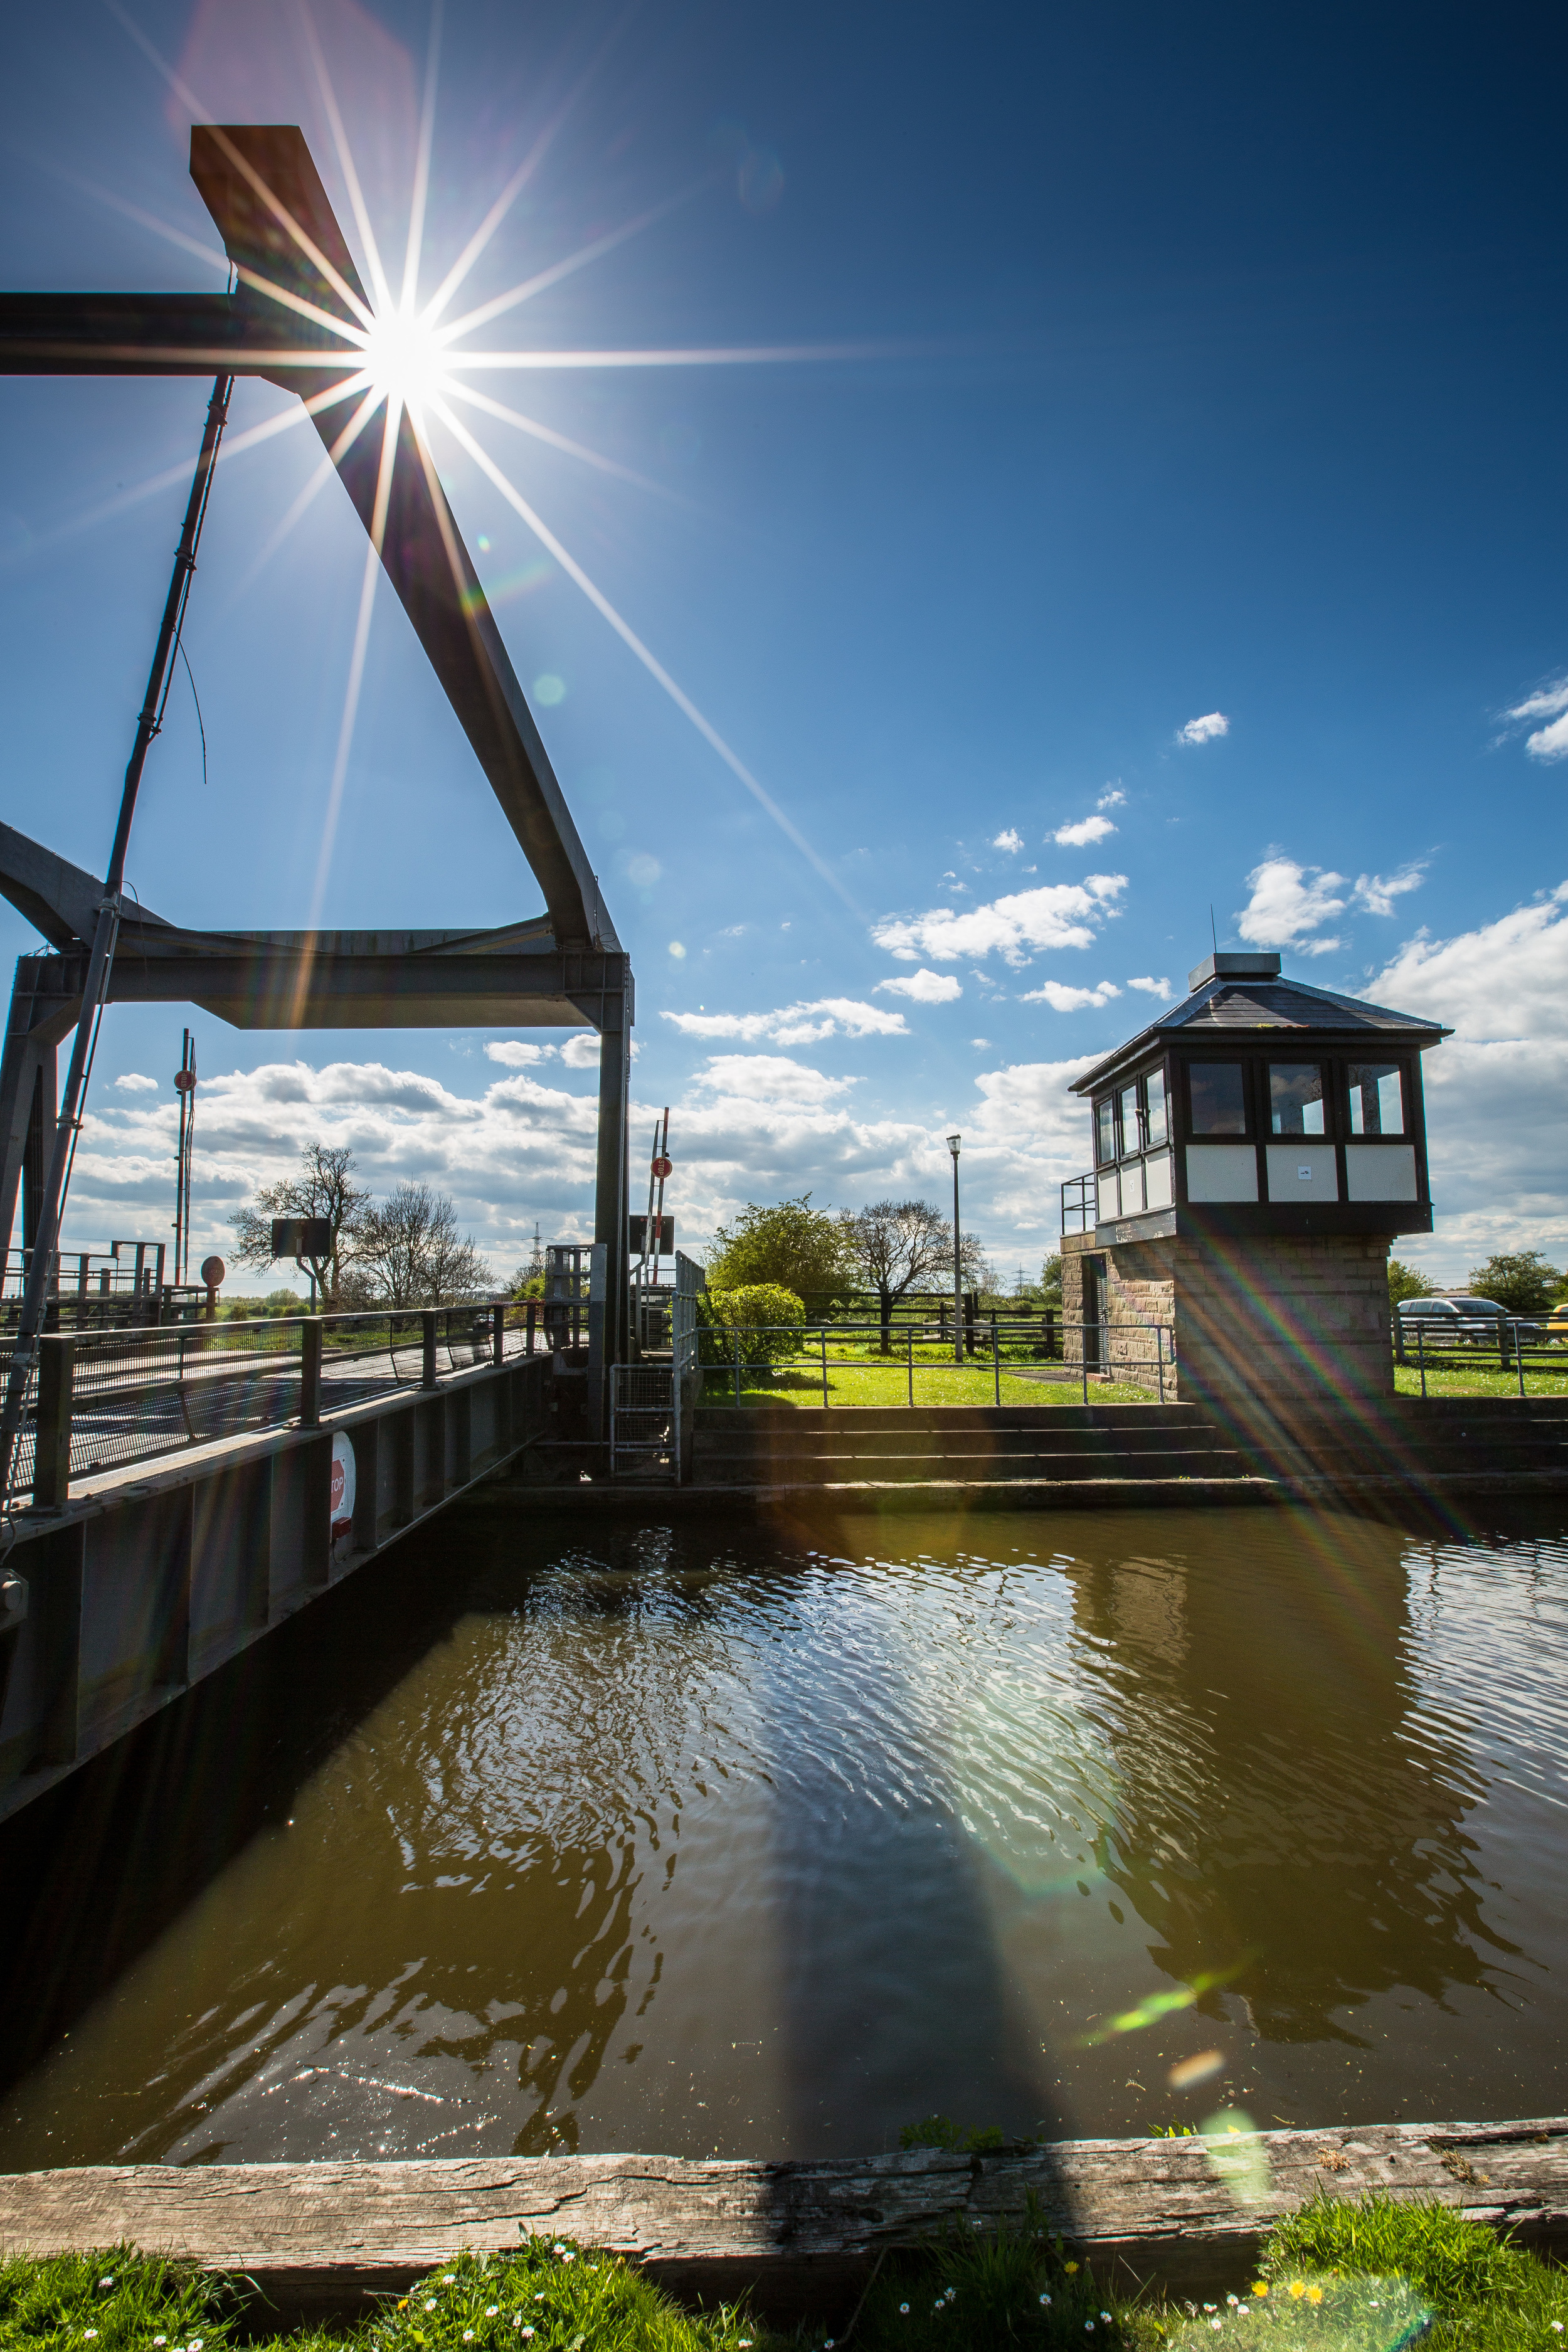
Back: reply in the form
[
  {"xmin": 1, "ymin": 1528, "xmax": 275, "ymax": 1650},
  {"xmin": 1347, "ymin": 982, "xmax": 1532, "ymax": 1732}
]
[
  {"xmin": 691, "ymin": 1054, "xmax": 856, "ymax": 1105},
  {"xmin": 1128, "ymin": 975, "xmax": 1173, "ymax": 998},
  {"xmin": 485, "ymin": 1040, "xmax": 553, "ymax": 1066},
  {"xmin": 1178, "ymin": 711, "xmax": 1229, "ymax": 744},
  {"xmin": 1353, "ymin": 866, "xmax": 1425, "ymax": 918},
  {"xmin": 1369, "ymin": 882, "xmax": 1568, "ymax": 1041},
  {"xmin": 872, "ymin": 874, "xmax": 1126, "ymax": 966},
  {"xmin": 1237, "ymin": 857, "xmax": 1347, "ymax": 948},
  {"xmin": 1054, "ymin": 813, "xmax": 1117, "ymax": 846},
  {"xmin": 1018, "ymin": 979, "xmax": 1122, "ymax": 1012},
  {"xmin": 992, "ymin": 827, "xmax": 1023, "ymax": 852},
  {"xmin": 1097, "ymin": 786, "xmax": 1126, "ymax": 810},
  {"xmin": 561, "ymin": 1034, "xmax": 603, "ymax": 1068},
  {"xmin": 1363, "ymin": 884, "xmax": 1568, "ymax": 1279},
  {"xmin": 970, "ymin": 1037, "xmax": 990, "ymax": 1048},
  {"xmin": 1506, "ymin": 679, "xmax": 1568, "ymax": 761},
  {"xmin": 875, "ymin": 969, "xmax": 962, "ymax": 1005},
  {"xmin": 662, "ymin": 996, "xmax": 909, "ymax": 1044},
  {"xmin": 114, "ymin": 1073, "xmax": 159, "ymax": 1093}
]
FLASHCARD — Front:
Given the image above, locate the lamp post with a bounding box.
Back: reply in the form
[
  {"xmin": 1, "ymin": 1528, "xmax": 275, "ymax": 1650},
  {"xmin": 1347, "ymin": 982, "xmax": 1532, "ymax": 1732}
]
[{"xmin": 947, "ymin": 1133, "xmax": 963, "ymax": 1365}]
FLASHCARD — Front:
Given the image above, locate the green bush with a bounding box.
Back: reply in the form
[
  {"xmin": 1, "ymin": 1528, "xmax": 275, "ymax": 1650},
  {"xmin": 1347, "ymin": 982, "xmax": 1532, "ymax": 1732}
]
[
  {"xmin": 697, "ymin": 1284, "xmax": 806, "ymax": 1371},
  {"xmin": 706, "ymin": 1197, "xmax": 855, "ymax": 1298}
]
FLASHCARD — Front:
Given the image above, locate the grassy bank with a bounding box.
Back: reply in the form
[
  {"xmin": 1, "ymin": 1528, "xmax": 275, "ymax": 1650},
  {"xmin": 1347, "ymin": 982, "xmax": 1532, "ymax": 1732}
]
[
  {"xmin": 700, "ymin": 1360, "xmax": 1163, "ymax": 1408},
  {"xmin": 8, "ymin": 2194, "xmax": 1566, "ymax": 2352}
]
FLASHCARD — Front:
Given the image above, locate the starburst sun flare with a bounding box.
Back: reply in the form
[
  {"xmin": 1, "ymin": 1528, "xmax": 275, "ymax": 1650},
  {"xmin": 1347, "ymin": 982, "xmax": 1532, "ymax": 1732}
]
[{"xmin": 87, "ymin": 0, "xmax": 908, "ymax": 926}]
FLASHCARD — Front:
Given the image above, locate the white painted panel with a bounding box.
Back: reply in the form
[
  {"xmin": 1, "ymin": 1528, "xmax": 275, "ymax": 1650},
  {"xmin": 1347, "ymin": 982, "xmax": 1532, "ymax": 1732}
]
[
  {"xmin": 1121, "ymin": 1159, "xmax": 1146, "ymax": 1213},
  {"xmin": 1345, "ymin": 1142, "xmax": 1418, "ymax": 1201},
  {"xmin": 1265, "ymin": 1144, "xmax": 1340, "ymax": 1202},
  {"xmin": 1145, "ymin": 1150, "xmax": 1173, "ymax": 1209},
  {"xmin": 1097, "ymin": 1167, "xmax": 1120, "ymax": 1221},
  {"xmin": 1185, "ymin": 1144, "xmax": 1258, "ymax": 1202}
]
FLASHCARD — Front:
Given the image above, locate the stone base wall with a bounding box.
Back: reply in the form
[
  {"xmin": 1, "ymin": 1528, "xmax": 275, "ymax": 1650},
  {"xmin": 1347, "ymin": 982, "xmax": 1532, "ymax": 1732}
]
[{"xmin": 1062, "ymin": 1229, "xmax": 1395, "ymax": 1406}]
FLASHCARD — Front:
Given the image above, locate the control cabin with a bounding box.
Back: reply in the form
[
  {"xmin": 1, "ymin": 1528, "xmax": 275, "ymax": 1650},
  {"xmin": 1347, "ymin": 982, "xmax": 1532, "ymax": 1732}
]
[{"xmin": 1069, "ymin": 951, "xmax": 1449, "ymax": 1248}]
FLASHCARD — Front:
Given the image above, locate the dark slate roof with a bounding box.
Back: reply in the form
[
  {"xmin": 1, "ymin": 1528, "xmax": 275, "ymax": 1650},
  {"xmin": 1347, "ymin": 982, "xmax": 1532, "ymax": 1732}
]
[{"xmin": 1070, "ymin": 973, "xmax": 1451, "ymax": 1095}]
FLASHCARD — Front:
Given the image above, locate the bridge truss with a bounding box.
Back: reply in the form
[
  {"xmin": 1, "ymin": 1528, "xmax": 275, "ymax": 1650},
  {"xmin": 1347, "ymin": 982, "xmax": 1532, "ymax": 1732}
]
[{"xmin": 0, "ymin": 125, "xmax": 632, "ymax": 1406}]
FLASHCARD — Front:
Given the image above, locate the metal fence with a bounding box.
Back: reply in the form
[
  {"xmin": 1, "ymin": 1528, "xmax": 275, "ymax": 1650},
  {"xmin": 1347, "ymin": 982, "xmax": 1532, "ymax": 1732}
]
[
  {"xmin": 4, "ymin": 1300, "xmax": 534, "ymax": 1507},
  {"xmin": 1397, "ymin": 1315, "xmax": 1567, "ymax": 1399},
  {"xmin": 701, "ymin": 1317, "xmax": 1176, "ymax": 1407}
]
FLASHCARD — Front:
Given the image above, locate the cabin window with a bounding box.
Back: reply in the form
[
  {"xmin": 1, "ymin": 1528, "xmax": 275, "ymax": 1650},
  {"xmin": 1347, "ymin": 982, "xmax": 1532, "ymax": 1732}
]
[
  {"xmin": 1188, "ymin": 1062, "xmax": 1246, "ymax": 1136},
  {"xmin": 1144, "ymin": 1066, "xmax": 1168, "ymax": 1147},
  {"xmin": 1095, "ymin": 1096, "xmax": 1116, "ymax": 1163},
  {"xmin": 1118, "ymin": 1083, "xmax": 1143, "ymax": 1157},
  {"xmin": 1269, "ymin": 1062, "xmax": 1326, "ymax": 1136},
  {"xmin": 1347, "ymin": 1062, "xmax": 1405, "ymax": 1136}
]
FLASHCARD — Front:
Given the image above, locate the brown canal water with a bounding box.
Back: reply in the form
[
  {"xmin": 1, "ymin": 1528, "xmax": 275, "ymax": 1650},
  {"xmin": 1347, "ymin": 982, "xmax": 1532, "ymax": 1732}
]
[{"xmin": 2, "ymin": 1500, "xmax": 1566, "ymax": 2166}]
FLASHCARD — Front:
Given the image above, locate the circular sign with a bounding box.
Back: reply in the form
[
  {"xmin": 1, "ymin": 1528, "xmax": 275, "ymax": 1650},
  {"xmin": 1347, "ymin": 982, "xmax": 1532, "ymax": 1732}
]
[
  {"xmin": 650, "ymin": 1156, "xmax": 673, "ymax": 1179},
  {"xmin": 200, "ymin": 1254, "xmax": 226, "ymax": 1286},
  {"xmin": 174, "ymin": 1069, "xmax": 196, "ymax": 1094},
  {"xmin": 329, "ymin": 1431, "xmax": 356, "ymax": 1538}
]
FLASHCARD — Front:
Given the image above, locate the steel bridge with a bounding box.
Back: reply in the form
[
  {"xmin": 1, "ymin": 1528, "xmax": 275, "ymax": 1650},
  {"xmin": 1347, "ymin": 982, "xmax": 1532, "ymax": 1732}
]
[{"xmin": 0, "ymin": 123, "xmax": 633, "ymax": 1396}]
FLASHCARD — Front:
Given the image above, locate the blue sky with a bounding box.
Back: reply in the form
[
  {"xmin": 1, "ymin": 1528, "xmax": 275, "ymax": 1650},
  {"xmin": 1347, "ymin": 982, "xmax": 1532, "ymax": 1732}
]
[{"xmin": 0, "ymin": 0, "xmax": 1563, "ymax": 1289}]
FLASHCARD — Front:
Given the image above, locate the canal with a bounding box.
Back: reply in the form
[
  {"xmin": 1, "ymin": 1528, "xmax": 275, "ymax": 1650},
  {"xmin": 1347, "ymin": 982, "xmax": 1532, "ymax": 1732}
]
[{"xmin": 2, "ymin": 1498, "xmax": 1566, "ymax": 2166}]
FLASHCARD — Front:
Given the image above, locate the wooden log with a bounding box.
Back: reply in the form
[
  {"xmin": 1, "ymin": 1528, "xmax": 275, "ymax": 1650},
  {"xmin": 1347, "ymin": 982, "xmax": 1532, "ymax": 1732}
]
[{"xmin": 1, "ymin": 2119, "xmax": 1565, "ymax": 2321}]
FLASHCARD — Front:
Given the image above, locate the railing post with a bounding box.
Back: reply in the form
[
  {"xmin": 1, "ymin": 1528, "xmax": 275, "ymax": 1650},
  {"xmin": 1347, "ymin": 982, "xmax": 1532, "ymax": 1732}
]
[
  {"xmin": 33, "ymin": 1332, "xmax": 74, "ymax": 1508},
  {"xmin": 1517, "ymin": 1320, "xmax": 1527, "ymax": 1400},
  {"xmin": 526, "ymin": 1300, "xmax": 537, "ymax": 1357},
  {"xmin": 1417, "ymin": 1319, "xmax": 1428, "ymax": 1402},
  {"xmin": 492, "ymin": 1299, "xmax": 506, "ymax": 1368},
  {"xmin": 421, "ymin": 1308, "xmax": 439, "ymax": 1391},
  {"xmin": 992, "ymin": 1310, "xmax": 1000, "ymax": 1405},
  {"xmin": 906, "ymin": 1323, "xmax": 914, "ymax": 1407},
  {"xmin": 821, "ymin": 1325, "xmax": 829, "ymax": 1407},
  {"xmin": 1082, "ymin": 1322, "xmax": 1088, "ymax": 1407},
  {"xmin": 1044, "ymin": 1306, "xmax": 1056, "ymax": 1359},
  {"xmin": 299, "ymin": 1317, "xmax": 322, "ymax": 1431},
  {"xmin": 732, "ymin": 1325, "xmax": 741, "ymax": 1406}
]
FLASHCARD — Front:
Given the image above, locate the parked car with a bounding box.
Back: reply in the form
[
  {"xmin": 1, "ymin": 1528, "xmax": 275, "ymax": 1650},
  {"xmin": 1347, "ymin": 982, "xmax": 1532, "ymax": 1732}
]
[
  {"xmin": 1547, "ymin": 1301, "xmax": 1568, "ymax": 1347},
  {"xmin": 1397, "ymin": 1296, "xmax": 1544, "ymax": 1345}
]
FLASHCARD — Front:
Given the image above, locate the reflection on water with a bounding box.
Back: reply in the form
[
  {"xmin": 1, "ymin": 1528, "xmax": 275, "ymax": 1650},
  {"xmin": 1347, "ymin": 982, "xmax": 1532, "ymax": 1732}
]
[{"xmin": 2, "ymin": 1504, "xmax": 1566, "ymax": 2166}]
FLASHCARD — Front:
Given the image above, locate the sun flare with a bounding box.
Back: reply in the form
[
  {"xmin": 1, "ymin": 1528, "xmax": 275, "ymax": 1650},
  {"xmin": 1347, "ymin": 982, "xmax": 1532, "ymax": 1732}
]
[{"xmin": 360, "ymin": 302, "xmax": 448, "ymax": 408}]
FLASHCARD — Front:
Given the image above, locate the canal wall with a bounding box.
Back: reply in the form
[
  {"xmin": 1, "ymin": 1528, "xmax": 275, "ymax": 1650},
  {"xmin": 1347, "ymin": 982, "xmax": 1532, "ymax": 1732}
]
[
  {"xmin": 533, "ymin": 1394, "xmax": 1568, "ymax": 1508},
  {"xmin": 1, "ymin": 2117, "xmax": 1565, "ymax": 2316},
  {"xmin": 0, "ymin": 1352, "xmax": 549, "ymax": 1822}
]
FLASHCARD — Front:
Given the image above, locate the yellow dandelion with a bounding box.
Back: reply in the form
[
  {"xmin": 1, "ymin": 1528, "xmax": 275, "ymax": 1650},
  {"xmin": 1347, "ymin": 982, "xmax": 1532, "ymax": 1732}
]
[
  {"xmin": 1306, "ymin": 2289, "xmax": 1323, "ymax": 2306},
  {"xmin": 1066, "ymin": 2262, "xmax": 1080, "ymax": 2275},
  {"xmin": 1251, "ymin": 2286, "xmax": 1268, "ymax": 2299},
  {"xmin": 1289, "ymin": 2284, "xmax": 1306, "ymax": 2301}
]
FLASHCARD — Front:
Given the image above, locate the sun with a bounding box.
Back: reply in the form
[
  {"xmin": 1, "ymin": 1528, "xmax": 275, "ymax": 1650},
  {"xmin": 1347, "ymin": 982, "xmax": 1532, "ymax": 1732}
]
[{"xmin": 360, "ymin": 302, "xmax": 449, "ymax": 410}]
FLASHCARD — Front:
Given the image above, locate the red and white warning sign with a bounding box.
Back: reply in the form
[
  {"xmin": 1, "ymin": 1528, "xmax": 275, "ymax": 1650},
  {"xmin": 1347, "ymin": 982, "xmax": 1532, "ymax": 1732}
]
[{"xmin": 330, "ymin": 1432, "xmax": 356, "ymax": 1539}]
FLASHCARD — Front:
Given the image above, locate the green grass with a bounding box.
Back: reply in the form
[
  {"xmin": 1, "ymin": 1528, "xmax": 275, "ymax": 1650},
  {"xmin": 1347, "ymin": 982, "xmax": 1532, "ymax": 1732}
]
[
  {"xmin": 8, "ymin": 2195, "xmax": 1565, "ymax": 2352},
  {"xmin": 700, "ymin": 1357, "xmax": 1164, "ymax": 1409},
  {"xmin": 1394, "ymin": 1362, "xmax": 1568, "ymax": 1399}
]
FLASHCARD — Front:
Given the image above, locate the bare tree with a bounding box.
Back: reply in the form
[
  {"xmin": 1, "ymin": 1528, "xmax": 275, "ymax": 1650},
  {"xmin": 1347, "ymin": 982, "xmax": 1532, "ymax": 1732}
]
[
  {"xmin": 356, "ymin": 1180, "xmax": 494, "ymax": 1306},
  {"xmin": 230, "ymin": 1143, "xmax": 369, "ymax": 1306},
  {"xmin": 841, "ymin": 1198, "xmax": 985, "ymax": 1352}
]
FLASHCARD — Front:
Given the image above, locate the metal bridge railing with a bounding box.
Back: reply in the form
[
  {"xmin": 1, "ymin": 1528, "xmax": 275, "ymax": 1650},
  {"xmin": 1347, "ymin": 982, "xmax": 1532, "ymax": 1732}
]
[{"xmin": 4, "ymin": 1299, "xmax": 536, "ymax": 1508}]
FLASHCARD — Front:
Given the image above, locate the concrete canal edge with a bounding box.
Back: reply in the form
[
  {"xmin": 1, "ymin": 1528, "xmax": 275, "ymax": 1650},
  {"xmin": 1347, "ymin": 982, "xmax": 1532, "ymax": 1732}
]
[{"xmin": 3, "ymin": 2119, "xmax": 1565, "ymax": 2321}]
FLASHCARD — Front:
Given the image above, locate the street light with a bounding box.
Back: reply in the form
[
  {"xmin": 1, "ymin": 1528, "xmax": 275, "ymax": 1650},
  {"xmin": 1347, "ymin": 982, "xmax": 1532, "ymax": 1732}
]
[{"xmin": 947, "ymin": 1133, "xmax": 963, "ymax": 1366}]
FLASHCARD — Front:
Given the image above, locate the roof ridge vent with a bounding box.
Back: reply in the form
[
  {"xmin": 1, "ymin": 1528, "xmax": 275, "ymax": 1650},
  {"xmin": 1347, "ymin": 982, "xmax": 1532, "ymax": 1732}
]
[{"xmin": 1187, "ymin": 951, "xmax": 1282, "ymax": 993}]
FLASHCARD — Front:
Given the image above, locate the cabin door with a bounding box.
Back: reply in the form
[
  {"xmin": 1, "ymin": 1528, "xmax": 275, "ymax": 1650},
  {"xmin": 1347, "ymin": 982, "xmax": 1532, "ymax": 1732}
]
[{"xmin": 1084, "ymin": 1255, "xmax": 1108, "ymax": 1369}]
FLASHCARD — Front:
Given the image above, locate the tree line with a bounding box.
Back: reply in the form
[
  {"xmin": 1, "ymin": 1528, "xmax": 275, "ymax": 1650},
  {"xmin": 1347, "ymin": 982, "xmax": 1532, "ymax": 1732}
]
[
  {"xmin": 231, "ymin": 1143, "xmax": 494, "ymax": 1308},
  {"xmin": 705, "ymin": 1194, "xmax": 1060, "ymax": 1334}
]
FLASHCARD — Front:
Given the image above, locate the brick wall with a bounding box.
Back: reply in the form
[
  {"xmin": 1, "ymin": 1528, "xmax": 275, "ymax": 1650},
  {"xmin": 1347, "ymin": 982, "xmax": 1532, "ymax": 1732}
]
[{"xmin": 1062, "ymin": 1228, "xmax": 1395, "ymax": 1404}]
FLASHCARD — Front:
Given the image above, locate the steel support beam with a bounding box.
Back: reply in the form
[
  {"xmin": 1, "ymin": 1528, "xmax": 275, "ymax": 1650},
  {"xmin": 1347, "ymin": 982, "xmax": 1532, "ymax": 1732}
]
[{"xmin": 0, "ymin": 125, "xmax": 635, "ymax": 1428}]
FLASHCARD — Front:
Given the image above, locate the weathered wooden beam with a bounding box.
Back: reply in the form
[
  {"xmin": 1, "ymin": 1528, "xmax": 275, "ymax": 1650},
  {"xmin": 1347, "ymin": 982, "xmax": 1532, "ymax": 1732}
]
[{"xmin": 1, "ymin": 2121, "xmax": 1564, "ymax": 2319}]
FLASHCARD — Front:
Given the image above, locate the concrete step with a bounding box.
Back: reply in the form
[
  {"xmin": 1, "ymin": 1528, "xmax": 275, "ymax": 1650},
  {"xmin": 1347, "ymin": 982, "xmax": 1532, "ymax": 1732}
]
[{"xmin": 695, "ymin": 1446, "xmax": 1251, "ymax": 1485}]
